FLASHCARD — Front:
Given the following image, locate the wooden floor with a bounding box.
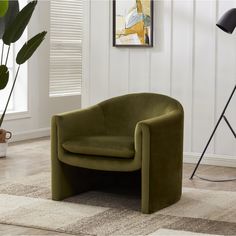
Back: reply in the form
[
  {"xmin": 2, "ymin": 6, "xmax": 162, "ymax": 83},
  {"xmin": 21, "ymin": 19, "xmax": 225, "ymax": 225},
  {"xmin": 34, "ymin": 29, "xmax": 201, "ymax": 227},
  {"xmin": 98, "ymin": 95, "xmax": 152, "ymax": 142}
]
[{"xmin": 0, "ymin": 137, "xmax": 235, "ymax": 235}]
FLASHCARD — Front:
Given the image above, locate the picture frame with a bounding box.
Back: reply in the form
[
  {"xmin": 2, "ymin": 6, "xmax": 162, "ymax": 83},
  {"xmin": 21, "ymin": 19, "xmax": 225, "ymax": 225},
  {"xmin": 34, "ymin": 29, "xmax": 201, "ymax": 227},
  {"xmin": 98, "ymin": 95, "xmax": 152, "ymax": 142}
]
[{"xmin": 113, "ymin": 0, "xmax": 154, "ymax": 47}]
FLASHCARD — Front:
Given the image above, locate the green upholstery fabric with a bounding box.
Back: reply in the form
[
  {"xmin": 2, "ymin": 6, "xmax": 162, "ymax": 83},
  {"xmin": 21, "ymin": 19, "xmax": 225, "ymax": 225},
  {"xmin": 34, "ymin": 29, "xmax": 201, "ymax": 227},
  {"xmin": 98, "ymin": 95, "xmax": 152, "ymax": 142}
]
[
  {"xmin": 62, "ymin": 136, "xmax": 134, "ymax": 158},
  {"xmin": 51, "ymin": 93, "xmax": 184, "ymax": 214}
]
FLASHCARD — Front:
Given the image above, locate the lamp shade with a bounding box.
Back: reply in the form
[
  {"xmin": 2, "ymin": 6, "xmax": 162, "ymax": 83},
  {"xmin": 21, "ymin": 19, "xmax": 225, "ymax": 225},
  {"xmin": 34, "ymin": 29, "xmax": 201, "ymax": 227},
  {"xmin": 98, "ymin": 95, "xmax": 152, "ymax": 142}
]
[{"xmin": 216, "ymin": 8, "xmax": 236, "ymax": 34}]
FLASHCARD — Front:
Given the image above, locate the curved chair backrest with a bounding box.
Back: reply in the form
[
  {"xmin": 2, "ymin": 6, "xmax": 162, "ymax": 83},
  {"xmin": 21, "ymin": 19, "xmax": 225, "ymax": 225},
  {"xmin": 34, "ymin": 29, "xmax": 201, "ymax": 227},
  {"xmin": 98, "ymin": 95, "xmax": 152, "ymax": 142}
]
[{"xmin": 99, "ymin": 93, "xmax": 182, "ymax": 136}]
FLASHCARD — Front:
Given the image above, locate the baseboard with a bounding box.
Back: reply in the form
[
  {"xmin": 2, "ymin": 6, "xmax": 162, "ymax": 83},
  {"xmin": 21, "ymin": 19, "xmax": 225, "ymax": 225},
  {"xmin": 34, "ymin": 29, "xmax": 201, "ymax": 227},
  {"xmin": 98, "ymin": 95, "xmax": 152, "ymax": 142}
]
[
  {"xmin": 10, "ymin": 127, "xmax": 50, "ymax": 142},
  {"xmin": 184, "ymin": 152, "xmax": 236, "ymax": 168}
]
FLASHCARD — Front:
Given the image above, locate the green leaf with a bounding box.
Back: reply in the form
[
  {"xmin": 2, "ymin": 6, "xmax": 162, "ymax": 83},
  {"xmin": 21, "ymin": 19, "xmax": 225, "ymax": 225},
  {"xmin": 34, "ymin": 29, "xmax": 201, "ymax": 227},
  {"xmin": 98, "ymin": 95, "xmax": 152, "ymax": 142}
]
[
  {"xmin": 16, "ymin": 31, "xmax": 47, "ymax": 65},
  {"xmin": 0, "ymin": 1, "xmax": 19, "ymax": 39},
  {"xmin": 3, "ymin": 0, "xmax": 37, "ymax": 45},
  {"xmin": 0, "ymin": 65, "xmax": 9, "ymax": 90},
  {"xmin": 0, "ymin": 0, "xmax": 8, "ymax": 17}
]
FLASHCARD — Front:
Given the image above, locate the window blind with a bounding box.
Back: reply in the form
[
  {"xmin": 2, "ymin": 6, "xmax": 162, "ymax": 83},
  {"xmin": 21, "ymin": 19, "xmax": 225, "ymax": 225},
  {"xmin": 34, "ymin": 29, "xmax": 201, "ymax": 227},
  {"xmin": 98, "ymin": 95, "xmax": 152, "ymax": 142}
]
[{"xmin": 49, "ymin": 0, "xmax": 82, "ymax": 97}]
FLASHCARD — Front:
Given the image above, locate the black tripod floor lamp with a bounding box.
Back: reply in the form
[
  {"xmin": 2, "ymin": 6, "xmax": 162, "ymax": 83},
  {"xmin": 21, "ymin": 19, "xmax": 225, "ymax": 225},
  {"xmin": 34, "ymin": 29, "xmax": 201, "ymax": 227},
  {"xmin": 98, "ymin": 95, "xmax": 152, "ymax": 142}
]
[{"xmin": 190, "ymin": 8, "xmax": 236, "ymax": 181}]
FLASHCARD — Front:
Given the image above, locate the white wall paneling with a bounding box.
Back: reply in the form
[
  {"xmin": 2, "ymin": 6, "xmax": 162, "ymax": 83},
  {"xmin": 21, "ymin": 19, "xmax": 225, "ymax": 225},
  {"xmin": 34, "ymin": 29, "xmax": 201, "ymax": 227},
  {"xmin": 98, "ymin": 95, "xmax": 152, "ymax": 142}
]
[
  {"xmin": 109, "ymin": 0, "xmax": 130, "ymax": 97},
  {"xmin": 192, "ymin": 0, "xmax": 216, "ymax": 153},
  {"xmin": 129, "ymin": 49, "xmax": 150, "ymax": 92},
  {"xmin": 171, "ymin": 0, "xmax": 194, "ymax": 152},
  {"xmin": 215, "ymin": 0, "xmax": 236, "ymax": 156},
  {"xmin": 84, "ymin": 0, "xmax": 236, "ymax": 158},
  {"xmin": 90, "ymin": 0, "xmax": 110, "ymax": 104},
  {"xmin": 150, "ymin": 0, "xmax": 172, "ymax": 95}
]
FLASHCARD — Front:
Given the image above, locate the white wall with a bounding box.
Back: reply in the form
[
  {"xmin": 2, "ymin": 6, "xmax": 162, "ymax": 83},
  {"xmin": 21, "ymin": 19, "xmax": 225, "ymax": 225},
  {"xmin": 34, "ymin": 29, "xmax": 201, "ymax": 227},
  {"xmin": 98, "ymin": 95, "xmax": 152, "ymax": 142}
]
[
  {"xmin": 3, "ymin": 0, "xmax": 81, "ymax": 141},
  {"xmin": 83, "ymin": 0, "xmax": 236, "ymax": 160},
  {"xmin": 2, "ymin": 0, "xmax": 235, "ymax": 166}
]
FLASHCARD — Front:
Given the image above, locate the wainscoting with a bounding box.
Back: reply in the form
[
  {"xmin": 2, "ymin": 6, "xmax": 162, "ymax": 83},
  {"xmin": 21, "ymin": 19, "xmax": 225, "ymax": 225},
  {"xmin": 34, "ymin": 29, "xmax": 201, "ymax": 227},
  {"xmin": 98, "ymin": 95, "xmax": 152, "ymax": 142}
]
[{"xmin": 82, "ymin": 0, "xmax": 236, "ymax": 158}]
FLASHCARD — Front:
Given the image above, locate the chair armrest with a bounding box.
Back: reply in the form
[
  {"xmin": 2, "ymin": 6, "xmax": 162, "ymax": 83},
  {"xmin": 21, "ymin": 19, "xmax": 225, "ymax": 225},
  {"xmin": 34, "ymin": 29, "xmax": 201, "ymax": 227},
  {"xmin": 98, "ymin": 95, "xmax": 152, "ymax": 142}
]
[
  {"xmin": 138, "ymin": 109, "xmax": 184, "ymax": 170},
  {"xmin": 136, "ymin": 108, "xmax": 184, "ymax": 213},
  {"xmin": 51, "ymin": 105, "xmax": 105, "ymax": 143},
  {"xmin": 51, "ymin": 106, "xmax": 104, "ymax": 200},
  {"xmin": 140, "ymin": 109, "xmax": 183, "ymax": 133}
]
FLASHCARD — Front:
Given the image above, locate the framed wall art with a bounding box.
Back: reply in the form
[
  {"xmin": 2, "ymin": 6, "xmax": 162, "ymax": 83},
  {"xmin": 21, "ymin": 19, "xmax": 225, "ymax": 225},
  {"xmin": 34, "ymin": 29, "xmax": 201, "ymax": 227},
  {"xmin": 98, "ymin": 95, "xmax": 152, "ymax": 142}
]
[{"xmin": 113, "ymin": 0, "xmax": 153, "ymax": 47}]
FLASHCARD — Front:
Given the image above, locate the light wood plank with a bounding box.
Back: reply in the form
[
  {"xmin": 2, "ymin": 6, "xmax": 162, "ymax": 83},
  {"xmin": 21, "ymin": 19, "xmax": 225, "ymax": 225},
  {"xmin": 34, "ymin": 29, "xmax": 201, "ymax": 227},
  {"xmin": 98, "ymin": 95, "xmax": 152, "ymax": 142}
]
[{"xmin": 0, "ymin": 223, "xmax": 72, "ymax": 235}]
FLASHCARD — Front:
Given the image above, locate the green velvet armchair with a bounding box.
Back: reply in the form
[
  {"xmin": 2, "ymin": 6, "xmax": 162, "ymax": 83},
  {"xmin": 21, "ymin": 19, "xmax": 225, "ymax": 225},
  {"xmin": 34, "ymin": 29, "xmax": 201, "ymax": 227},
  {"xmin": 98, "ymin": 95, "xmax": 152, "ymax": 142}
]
[{"xmin": 51, "ymin": 93, "xmax": 184, "ymax": 213}]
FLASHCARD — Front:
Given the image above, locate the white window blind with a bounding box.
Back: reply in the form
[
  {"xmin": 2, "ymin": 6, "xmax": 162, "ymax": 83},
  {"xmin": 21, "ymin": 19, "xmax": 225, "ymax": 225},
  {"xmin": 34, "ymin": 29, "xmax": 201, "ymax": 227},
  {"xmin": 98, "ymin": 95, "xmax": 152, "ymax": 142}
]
[{"xmin": 49, "ymin": 0, "xmax": 82, "ymax": 97}]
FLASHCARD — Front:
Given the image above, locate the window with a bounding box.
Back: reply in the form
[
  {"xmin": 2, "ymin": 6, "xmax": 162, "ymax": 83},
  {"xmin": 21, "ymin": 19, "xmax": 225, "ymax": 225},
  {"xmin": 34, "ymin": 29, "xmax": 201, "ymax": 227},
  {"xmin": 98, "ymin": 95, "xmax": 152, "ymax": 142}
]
[
  {"xmin": 0, "ymin": 0, "xmax": 28, "ymax": 114},
  {"xmin": 49, "ymin": 0, "xmax": 83, "ymax": 97}
]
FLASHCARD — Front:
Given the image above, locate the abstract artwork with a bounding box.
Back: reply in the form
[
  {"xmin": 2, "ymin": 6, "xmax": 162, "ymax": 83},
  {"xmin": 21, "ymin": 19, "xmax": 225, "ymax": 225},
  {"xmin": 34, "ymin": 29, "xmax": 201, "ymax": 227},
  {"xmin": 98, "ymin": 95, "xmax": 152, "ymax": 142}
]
[{"xmin": 113, "ymin": 0, "xmax": 153, "ymax": 47}]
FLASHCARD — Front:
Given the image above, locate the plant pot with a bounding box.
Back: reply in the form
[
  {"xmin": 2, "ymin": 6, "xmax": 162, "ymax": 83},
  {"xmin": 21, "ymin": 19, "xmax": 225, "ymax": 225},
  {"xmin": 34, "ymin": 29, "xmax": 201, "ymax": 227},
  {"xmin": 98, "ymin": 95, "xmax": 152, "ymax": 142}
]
[
  {"xmin": 0, "ymin": 129, "xmax": 12, "ymax": 158},
  {"xmin": 0, "ymin": 142, "xmax": 8, "ymax": 158}
]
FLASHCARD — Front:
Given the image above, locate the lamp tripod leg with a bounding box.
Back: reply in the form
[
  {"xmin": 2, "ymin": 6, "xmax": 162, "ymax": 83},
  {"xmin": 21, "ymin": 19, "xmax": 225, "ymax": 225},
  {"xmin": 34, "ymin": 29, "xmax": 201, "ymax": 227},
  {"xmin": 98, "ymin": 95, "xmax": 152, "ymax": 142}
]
[
  {"xmin": 190, "ymin": 113, "xmax": 224, "ymax": 179},
  {"xmin": 190, "ymin": 84, "xmax": 236, "ymax": 180},
  {"xmin": 223, "ymin": 115, "xmax": 236, "ymax": 138}
]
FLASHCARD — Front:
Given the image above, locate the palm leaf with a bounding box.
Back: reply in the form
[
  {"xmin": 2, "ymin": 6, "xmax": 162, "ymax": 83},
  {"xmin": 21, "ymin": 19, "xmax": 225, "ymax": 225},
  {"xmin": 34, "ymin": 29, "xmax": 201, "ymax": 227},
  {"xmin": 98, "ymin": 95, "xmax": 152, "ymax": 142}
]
[
  {"xmin": 3, "ymin": 0, "xmax": 37, "ymax": 45},
  {"xmin": 0, "ymin": 0, "xmax": 19, "ymax": 39},
  {"xmin": 16, "ymin": 31, "xmax": 47, "ymax": 65},
  {"xmin": 0, "ymin": 0, "xmax": 8, "ymax": 17},
  {"xmin": 0, "ymin": 65, "xmax": 9, "ymax": 90}
]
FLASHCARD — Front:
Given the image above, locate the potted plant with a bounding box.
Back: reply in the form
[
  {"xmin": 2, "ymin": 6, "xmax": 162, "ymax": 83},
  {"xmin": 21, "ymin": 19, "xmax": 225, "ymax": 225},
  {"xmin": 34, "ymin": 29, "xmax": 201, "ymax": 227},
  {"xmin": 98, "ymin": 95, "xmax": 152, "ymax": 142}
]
[{"xmin": 0, "ymin": 0, "xmax": 47, "ymax": 157}]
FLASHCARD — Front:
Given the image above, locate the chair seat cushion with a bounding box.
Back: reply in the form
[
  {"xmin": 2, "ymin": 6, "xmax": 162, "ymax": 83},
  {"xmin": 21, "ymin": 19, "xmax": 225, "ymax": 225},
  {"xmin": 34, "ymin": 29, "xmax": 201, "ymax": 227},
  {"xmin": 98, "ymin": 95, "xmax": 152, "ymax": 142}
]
[{"xmin": 62, "ymin": 136, "xmax": 135, "ymax": 159}]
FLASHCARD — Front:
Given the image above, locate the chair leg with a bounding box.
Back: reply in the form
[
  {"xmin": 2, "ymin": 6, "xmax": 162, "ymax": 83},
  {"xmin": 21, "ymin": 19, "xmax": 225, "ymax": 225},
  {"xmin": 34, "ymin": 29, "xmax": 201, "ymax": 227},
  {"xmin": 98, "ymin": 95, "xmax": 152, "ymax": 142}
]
[
  {"xmin": 51, "ymin": 159, "xmax": 94, "ymax": 201},
  {"xmin": 51, "ymin": 116, "xmax": 94, "ymax": 200},
  {"xmin": 140, "ymin": 118, "xmax": 183, "ymax": 214},
  {"xmin": 141, "ymin": 167, "xmax": 150, "ymax": 214},
  {"xmin": 141, "ymin": 157, "xmax": 182, "ymax": 214},
  {"xmin": 141, "ymin": 170, "xmax": 182, "ymax": 214}
]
